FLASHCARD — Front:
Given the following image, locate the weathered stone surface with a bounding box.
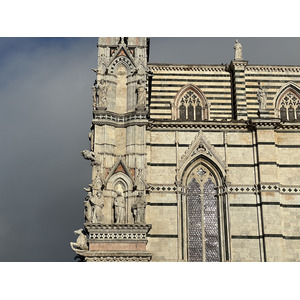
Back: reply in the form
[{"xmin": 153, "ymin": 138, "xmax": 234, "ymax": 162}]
[{"xmin": 71, "ymin": 37, "xmax": 300, "ymax": 262}]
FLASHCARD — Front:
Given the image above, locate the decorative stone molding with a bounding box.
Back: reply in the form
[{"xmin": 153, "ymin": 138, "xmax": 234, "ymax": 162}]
[
  {"xmin": 92, "ymin": 112, "xmax": 148, "ymax": 128},
  {"xmin": 84, "ymin": 251, "xmax": 152, "ymax": 262},
  {"xmin": 81, "ymin": 223, "xmax": 152, "ymax": 261},
  {"xmin": 246, "ymin": 66, "xmax": 300, "ymax": 73},
  {"xmin": 178, "ymin": 130, "xmax": 226, "ymax": 172},
  {"xmin": 227, "ymin": 183, "xmax": 300, "ymax": 194},
  {"xmin": 148, "ymin": 184, "xmax": 177, "ymax": 193},
  {"xmin": 147, "ymin": 120, "xmax": 250, "ymax": 130},
  {"xmin": 148, "ymin": 64, "xmax": 227, "ymax": 72}
]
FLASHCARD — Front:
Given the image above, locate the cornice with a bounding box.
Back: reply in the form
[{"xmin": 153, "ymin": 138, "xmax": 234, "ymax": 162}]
[
  {"xmin": 148, "ymin": 64, "xmax": 227, "ymax": 72},
  {"xmin": 146, "ymin": 120, "xmax": 300, "ymax": 130},
  {"xmin": 92, "ymin": 111, "xmax": 149, "ymax": 127},
  {"xmin": 147, "ymin": 120, "xmax": 248, "ymax": 130},
  {"xmin": 85, "ymin": 223, "xmax": 152, "ymax": 231},
  {"xmin": 148, "ymin": 63, "xmax": 300, "ymax": 73},
  {"xmin": 246, "ymin": 65, "xmax": 300, "ymax": 73}
]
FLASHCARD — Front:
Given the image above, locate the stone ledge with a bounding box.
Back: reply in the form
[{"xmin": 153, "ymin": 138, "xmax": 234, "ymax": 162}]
[{"xmin": 79, "ymin": 250, "xmax": 152, "ymax": 262}]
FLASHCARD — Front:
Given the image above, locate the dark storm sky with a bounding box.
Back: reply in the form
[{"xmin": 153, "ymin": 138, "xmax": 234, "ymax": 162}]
[{"xmin": 1, "ymin": 37, "xmax": 300, "ymax": 261}]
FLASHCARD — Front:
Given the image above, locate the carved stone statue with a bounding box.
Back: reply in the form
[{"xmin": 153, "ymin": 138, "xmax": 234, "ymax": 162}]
[
  {"xmin": 81, "ymin": 150, "xmax": 95, "ymax": 161},
  {"xmin": 136, "ymin": 79, "xmax": 146, "ymax": 110},
  {"xmin": 70, "ymin": 229, "xmax": 88, "ymax": 251},
  {"xmin": 234, "ymin": 39, "xmax": 243, "ymax": 60},
  {"xmin": 90, "ymin": 192, "xmax": 105, "ymax": 224},
  {"xmin": 95, "ymin": 79, "xmax": 107, "ymax": 108},
  {"xmin": 88, "ymin": 128, "xmax": 94, "ymax": 151},
  {"xmin": 132, "ymin": 192, "xmax": 146, "ymax": 224},
  {"xmin": 114, "ymin": 184, "xmax": 126, "ymax": 224},
  {"xmin": 92, "ymin": 80, "xmax": 97, "ymax": 110},
  {"xmin": 98, "ymin": 54, "xmax": 107, "ymax": 75},
  {"xmin": 257, "ymin": 82, "xmax": 267, "ymax": 110},
  {"xmin": 170, "ymin": 99, "xmax": 175, "ymax": 120},
  {"xmin": 84, "ymin": 189, "xmax": 93, "ymax": 223},
  {"xmin": 90, "ymin": 168, "xmax": 103, "ymax": 191}
]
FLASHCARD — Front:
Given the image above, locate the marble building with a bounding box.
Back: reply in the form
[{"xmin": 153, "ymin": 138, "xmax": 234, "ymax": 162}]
[{"xmin": 71, "ymin": 37, "xmax": 300, "ymax": 262}]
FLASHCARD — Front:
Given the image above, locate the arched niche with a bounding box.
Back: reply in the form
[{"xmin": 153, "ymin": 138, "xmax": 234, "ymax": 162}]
[
  {"xmin": 173, "ymin": 85, "xmax": 210, "ymax": 121},
  {"xmin": 274, "ymin": 82, "xmax": 300, "ymax": 121},
  {"xmin": 178, "ymin": 155, "xmax": 229, "ymax": 262},
  {"xmin": 106, "ymin": 172, "xmax": 135, "ymax": 224},
  {"xmin": 108, "ymin": 56, "xmax": 136, "ymax": 113},
  {"xmin": 115, "ymin": 64, "xmax": 128, "ymax": 114}
]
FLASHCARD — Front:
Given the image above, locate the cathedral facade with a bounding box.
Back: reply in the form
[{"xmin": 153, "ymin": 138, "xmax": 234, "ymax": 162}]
[{"xmin": 71, "ymin": 37, "xmax": 300, "ymax": 262}]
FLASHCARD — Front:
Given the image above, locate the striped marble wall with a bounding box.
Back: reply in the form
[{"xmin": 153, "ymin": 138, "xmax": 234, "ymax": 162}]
[
  {"xmin": 148, "ymin": 64, "xmax": 232, "ymax": 120},
  {"xmin": 148, "ymin": 64, "xmax": 300, "ymax": 121}
]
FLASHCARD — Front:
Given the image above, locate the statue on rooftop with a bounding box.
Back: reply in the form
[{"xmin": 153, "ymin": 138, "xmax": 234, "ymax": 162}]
[{"xmin": 234, "ymin": 39, "xmax": 243, "ymax": 60}]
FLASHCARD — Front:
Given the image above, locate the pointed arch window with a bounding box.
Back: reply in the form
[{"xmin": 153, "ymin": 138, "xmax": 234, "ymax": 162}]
[
  {"xmin": 187, "ymin": 163, "xmax": 221, "ymax": 262},
  {"xmin": 278, "ymin": 90, "xmax": 300, "ymax": 121},
  {"xmin": 173, "ymin": 86, "xmax": 209, "ymax": 121}
]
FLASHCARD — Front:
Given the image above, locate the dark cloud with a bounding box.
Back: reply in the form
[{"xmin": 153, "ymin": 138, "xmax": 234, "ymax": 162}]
[{"xmin": 1, "ymin": 37, "xmax": 300, "ymax": 261}]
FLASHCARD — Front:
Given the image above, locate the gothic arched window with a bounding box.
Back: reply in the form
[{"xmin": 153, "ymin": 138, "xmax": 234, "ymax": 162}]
[
  {"xmin": 186, "ymin": 163, "xmax": 221, "ymax": 262},
  {"xmin": 175, "ymin": 85, "xmax": 209, "ymax": 121},
  {"xmin": 278, "ymin": 90, "xmax": 300, "ymax": 121}
]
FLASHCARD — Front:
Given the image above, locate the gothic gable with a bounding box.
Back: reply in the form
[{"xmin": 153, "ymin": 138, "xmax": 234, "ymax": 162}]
[
  {"xmin": 178, "ymin": 130, "xmax": 226, "ymax": 181},
  {"xmin": 105, "ymin": 157, "xmax": 135, "ymax": 185}
]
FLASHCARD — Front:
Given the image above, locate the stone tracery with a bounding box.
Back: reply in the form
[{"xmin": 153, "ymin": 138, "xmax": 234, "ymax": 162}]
[
  {"xmin": 278, "ymin": 90, "xmax": 300, "ymax": 121},
  {"xmin": 186, "ymin": 163, "xmax": 220, "ymax": 262},
  {"xmin": 174, "ymin": 85, "xmax": 209, "ymax": 121}
]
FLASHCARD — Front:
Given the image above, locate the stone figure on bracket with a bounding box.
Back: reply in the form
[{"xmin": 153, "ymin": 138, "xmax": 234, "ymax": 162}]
[
  {"xmin": 90, "ymin": 191, "xmax": 105, "ymax": 224},
  {"xmin": 257, "ymin": 82, "xmax": 267, "ymax": 110},
  {"xmin": 70, "ymin": 228, "xmax": 88, "ymax": 251},
  {"xmin": 114, "ymin": 184, "xmax": 126, "ymax": 224},
  {"xmin": 132, "ymin": 192, "xmax": 146, "ymax": 224},
  {"xmin": 92, "ymin": 80, "xmax": 97, "ymax": 110},
  {"xmin": 81, "ymin": 150, "xmax": 95, "ymax": 161},
  {"xmin": 95, "ymin": 79, "xmax": 107, "ymax": 108},
  {"xmin": 234, "ymin": 39, "xmax": 243, "ymax": 60},
  {"xmin": 98, "ymin": 54, "xmax": 108, "ymax": 75},
  {"xmin": 170, "ymin": 99, "xmax": 175, "ymax": 120},
  {"xmin": 88, "ymin": 127, "xmax": 94, "ymax": 152},
  {"xmin": 136, "ymin": 79, "xmax": 147, "ymax": 110},
  {"xmin": 84, "ymin": 188, "xmax": 93, "ymax": 223},
  {"xmin": 90, "ymin": 168, "xmax": 104, "ymax": 191}
]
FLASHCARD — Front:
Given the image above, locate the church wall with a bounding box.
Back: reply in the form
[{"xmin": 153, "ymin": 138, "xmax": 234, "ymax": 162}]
[
  {"xmin": 145, "ymin": 124, "xmax": 300, "ymax": 261},
  {"xmin": 74, "ymin": 38, "xmax": 300, "ymax": 262},
  {"xmin": 245, "ymin": 66, "xmax": 300, "ymax": 118},
  {"xmin": 148, "ymin": 64, "xmax": 232, "ymax": 120}
]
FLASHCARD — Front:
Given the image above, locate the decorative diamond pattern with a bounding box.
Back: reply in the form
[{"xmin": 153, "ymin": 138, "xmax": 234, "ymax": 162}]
[
  {"xmin": 187, "ymin": 166, "xmax": 220, "ymax": 262},
  {"xmin": 187, "ymin": 178, "xmax": 202, "ymax": 262},
  {"xmin": 204, "ymin": 178, "xmax": 220, "ymax": 262}
]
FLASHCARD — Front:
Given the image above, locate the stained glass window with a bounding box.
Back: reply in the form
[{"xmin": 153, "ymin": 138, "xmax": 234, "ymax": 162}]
[
  {"xmin": 187, "ymin": 164, "xmax": 220, "ymax": 262},
  {"xmin": 187, "ymin": 178, "xmax": 202, "ymax": 262}
]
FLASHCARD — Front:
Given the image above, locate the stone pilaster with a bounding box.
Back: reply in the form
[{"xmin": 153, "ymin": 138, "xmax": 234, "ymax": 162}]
[
  {"xmin": 251, "ymin": 119, "xmax": 286, "ymax": 261},
  {"xmin": 230, "ymin": 60, "xmax": 248, "ymax": 120}
]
